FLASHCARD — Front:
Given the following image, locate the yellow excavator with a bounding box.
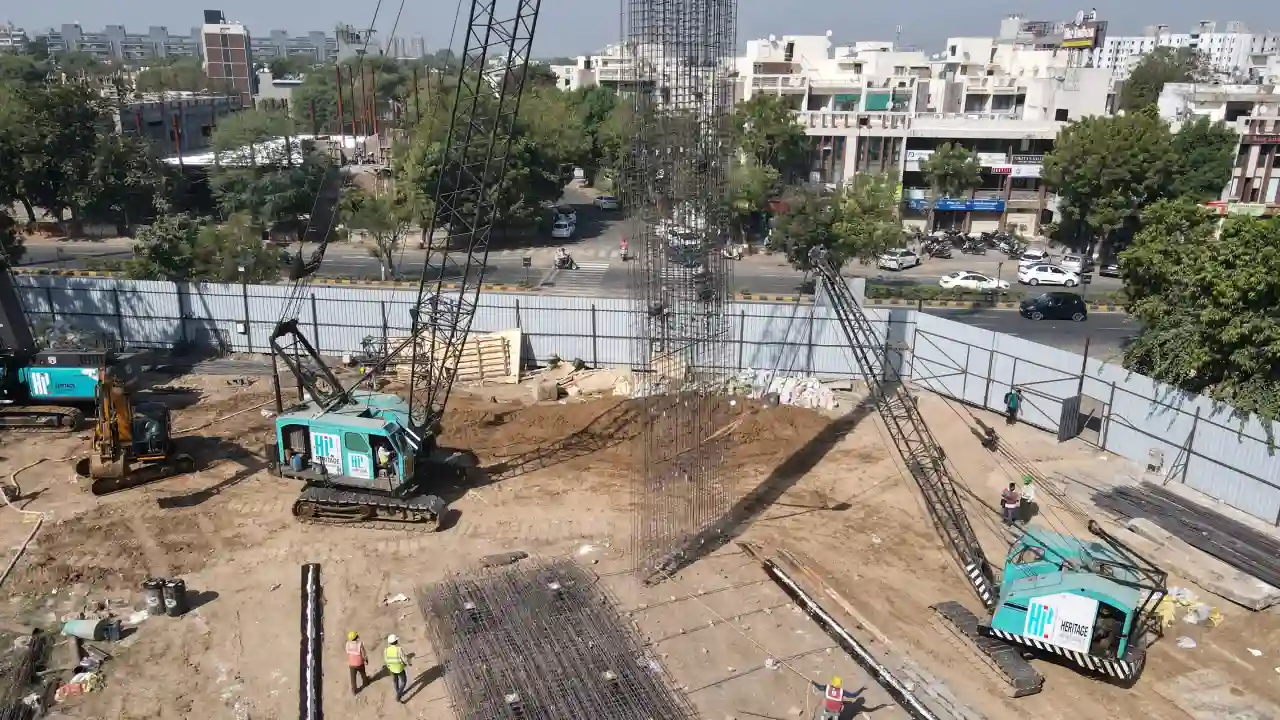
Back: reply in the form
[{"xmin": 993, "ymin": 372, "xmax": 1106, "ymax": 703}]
[{"xmin": 74, "ymin": 372, "xmax": 194, "ymax": 495}]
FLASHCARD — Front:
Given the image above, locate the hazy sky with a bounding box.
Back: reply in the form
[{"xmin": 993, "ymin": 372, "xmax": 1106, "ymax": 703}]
[{"xmin": 11, "ymin": 1, "xmax": 1280, "ymax": 56}]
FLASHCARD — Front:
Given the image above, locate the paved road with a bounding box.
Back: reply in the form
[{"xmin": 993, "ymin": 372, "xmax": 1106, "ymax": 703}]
[
  {"xmin": 923, "ymin": 307, "xmax": 1139, "ymax": 359},
  {"xmin": 19, "ymin": 185, "xmax": 1122, "ymax": 301}
]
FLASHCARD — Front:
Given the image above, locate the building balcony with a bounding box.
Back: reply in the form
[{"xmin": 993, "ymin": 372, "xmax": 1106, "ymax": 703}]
[
  {"xmin": 796, "ymin": 111, "xmax": 910, "ymax": 130},
  {"xmin": 964, "ymin": 76, "xmax": 1025, "ymax": 93},
  {"xmin": 752, "ymin": 74, "xmax": 808, "ymax": 92},
  {"xmin": 808, "ymin": 76, "xmax": 864, "ymax": 90}
]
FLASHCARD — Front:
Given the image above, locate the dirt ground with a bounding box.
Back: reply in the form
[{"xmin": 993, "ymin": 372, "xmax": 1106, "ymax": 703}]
[{"xmin": 1, "ymin": 368, "xmax": 1278, "ymax": 720}]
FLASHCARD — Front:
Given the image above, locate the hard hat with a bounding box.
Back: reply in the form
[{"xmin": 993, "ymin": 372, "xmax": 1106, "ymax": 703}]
[
  {"xmin": 830, "ymin": 676, "xmax": 842, "ymax": 687},
  {"xmin": 1023, "ymin": 474, "xmax": 1034, "ymax": 484},
  {"xmin": 387, "ymin": 634, "xmax": 399, "ymax": 644},
  {"xmin": 348, "ymin": 631, "xmax": 358, "ymax": 641}
]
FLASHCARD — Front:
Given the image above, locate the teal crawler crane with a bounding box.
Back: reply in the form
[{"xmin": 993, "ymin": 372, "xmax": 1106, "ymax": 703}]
[{"xmin": 808, "ymin": 247, "xmax": 1166, "ymax": 696}]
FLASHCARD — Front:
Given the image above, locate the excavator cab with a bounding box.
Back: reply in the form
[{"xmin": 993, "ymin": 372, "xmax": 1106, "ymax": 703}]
[{"xmin": 130, "ymin": 401, "xmax": 174, "ymax": 460}]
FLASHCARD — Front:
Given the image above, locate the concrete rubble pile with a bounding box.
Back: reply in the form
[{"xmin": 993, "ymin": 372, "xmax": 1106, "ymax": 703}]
[{"xmin": 728, "ymin": 369, "xmax": 839, "ymax": 411}]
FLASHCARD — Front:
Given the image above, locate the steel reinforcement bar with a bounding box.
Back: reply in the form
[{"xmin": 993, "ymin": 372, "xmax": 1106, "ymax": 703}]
[
  {"xmin": 420, "ymin": 557, "xmax": 697, "ymax": 720},
  {"xmin": 299, "ymin": 563, "xmax": 322, "ymax": 720}
]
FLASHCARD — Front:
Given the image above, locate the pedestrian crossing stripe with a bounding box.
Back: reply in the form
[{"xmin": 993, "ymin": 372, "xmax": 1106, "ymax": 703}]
[{"xmin": 571, "ymin": 261, "xmax": 611, "ymax": 271}]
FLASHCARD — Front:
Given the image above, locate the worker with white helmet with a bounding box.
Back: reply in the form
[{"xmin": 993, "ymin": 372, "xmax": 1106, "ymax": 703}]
[{"xmin": 384, "ymin": 634, "xmax": 411, "ymax": 702}]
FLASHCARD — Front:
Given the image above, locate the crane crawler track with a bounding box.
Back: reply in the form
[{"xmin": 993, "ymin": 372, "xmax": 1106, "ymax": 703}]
[
  {"xmin": 931, "ymin": 601, "xmax": 1044, "ymax": 697},
  {"xmin": 0, "ymin": 406, "xmax": 84, "ymax": 431},
  {"xmin": 292, "ymin": 485, "xmax": 446, "ymax": 533}
]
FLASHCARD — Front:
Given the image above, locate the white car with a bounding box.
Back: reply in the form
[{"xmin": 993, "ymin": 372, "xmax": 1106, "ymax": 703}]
[
  {"xmin": 1017, "ymin": 249, "xmax": 1051, "ymax": 268},
  {"xmin": 939, "ymin": 271, "xmax": 1011, "ymax": 292},
  {"xmin": 593, "ymin": 195, "xmax": 618, "ymax": 210},
  {"xmin": 1018, "ymin": 264, "xmax": 1080, "ymax": 287},
  {"xmin": 876, "ymin": 249, "xmax": 921, "ymax": 271},
  {"xmin": 551, "ymin": 220, "xmax": 575, "ymax": 239},
  {"xmin": 1059, "ymin": 254, "xmax": 1088, "ymax": 273}
]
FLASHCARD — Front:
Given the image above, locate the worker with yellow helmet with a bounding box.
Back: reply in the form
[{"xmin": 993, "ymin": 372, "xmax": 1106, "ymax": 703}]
[
  {"xmin": 810, "ymin": 675, "xmax": 864, "ymax": 720},
  {"xmin": 344, "ymin": 631, "xmax": 369, "ymax": 695}
]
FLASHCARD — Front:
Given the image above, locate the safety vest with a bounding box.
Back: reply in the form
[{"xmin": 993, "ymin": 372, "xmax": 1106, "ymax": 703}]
[
  {"xmin": 345, "ymin": 641, "xmax": 365, "ymax": 667},
  {"xmin": 385, "ymin": 645, "xmax": 405, "ymax": 674},
  {"xmin": 824, "ymin": 684, "xmax": 843, "ymax": 712}
]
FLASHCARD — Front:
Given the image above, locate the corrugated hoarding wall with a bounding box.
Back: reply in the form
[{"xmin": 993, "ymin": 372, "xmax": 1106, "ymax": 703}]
[{"xmin": 16, "ymin": 275, "xmax": 1280, "ymax": 525}]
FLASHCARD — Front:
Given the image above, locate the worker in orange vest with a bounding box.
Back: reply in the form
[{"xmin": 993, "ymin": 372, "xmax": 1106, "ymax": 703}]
[
  {"xmin": 345, "ymin": 631, "xmax": 369, "ymax": 695},
  {"xmin": 810, "ymin": 676, "xmax": 863, "ymax": 720}
]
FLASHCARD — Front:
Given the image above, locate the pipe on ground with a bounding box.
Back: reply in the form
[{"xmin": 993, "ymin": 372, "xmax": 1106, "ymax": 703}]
[
  {"xmin": 300, "ymin": 563, "xmax": 322, "ymax": 720},
  {"xmin": 757, "ymin": 556, "xmax": 942, "ymax": 720}
]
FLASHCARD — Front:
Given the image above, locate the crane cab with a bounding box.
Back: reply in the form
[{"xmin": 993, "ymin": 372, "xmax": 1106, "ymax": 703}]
[
  {"xmin": 272, "ymin": 392, "xmax": 418, "ymax": 496},
  {"xmin": 988, "ymin": 529, "xmax": 1157, "ymax": 681},
  {"xmin": 130, "ymin": 401, "xmax": 176, "ymax": 460}
]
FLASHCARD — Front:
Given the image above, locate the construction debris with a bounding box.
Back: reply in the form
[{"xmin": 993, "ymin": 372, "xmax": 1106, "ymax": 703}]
[{"xmin": 729, "ymin": 370, "xmax": 840, "ymax": 410}]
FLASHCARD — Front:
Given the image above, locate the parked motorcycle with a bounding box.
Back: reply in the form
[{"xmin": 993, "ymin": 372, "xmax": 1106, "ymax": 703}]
[
  {"xmin": 721, "ymin": 244, "xmax": 744, "ymax": 260},
  {"xmin": 922, "ymin": 239, "xmax": 952, "ymax": 259},
  {"xmin": 961, "ymin": 239, "xmax": 987, "ymax": 255}
]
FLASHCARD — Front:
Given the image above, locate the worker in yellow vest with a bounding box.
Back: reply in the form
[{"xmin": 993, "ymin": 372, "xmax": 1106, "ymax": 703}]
[
  {"xmin": 384, "ymin": 634, "xmax": 411, "ymax": 702},
  {"xmin": 344, "ymin": 631, "xmax": 368, "ymax": 695}
]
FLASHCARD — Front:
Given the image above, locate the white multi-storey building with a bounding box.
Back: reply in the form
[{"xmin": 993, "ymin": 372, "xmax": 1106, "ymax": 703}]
[
  {"xmin": 1094, "ymin": 21, "xmax": 1280, "ymax": 81},
  {"xmin": 0, "ymin": 25, "xmax": 30, "ymax": 52},
  {"xmin": 1158, "ymin": 82, "xmax": 1280, "ymax": 214}
]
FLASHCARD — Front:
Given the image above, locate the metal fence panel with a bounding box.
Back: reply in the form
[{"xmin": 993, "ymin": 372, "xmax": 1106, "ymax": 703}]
[{"xmin": 17, "ymin": 275, "xmax": 1280, "ymax": 523}]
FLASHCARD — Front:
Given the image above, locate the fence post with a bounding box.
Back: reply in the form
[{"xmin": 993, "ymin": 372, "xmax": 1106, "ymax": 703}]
[
  {"xmin": 590, "ymin": 304, "xmax": 599, "ymax": 368},
  {"xmin": 380, "ymin": 300, "xmax": 388, "ymax": 340},
  {"xmin": 983, "ymin": 337, "xmax": 997, "ymax": 408},
  {"xmin": 806, "ymin": 308, "xmax": 815, "ymax": 374},
  {"xmin": 176, "ymin": 282, "xmax": 188, "ymax": 345},
  {"xmin": 737, "ymin": 310, "xmax": 745, "ymax": 371},
  {"xmin": 1076, "ymin": 337, "xmax": 1091, "ymax": 396},
  {"xmin": 310, "ymin": 293, "xmax": 320, "ymax": 354},
  {"xmin": 241, "ymin": 280, "xmax": 252, "ymax": 353},
  {"xmin": 1179, "ymin": 407, "xmax": 1201, "ymax": 486},
  {"xmin": 45, "ymin": 284, "xmax": 56, "ymax": 322},
  {"xmin": 112, "ymin": 285, "xmax": 125, "ymax": 345},
  {"xmin": 1100, "ymin": 381, "xmax": 1117, "ymax": 449},
  {"xmin": 514, "ymin": 298, "xmax": 521, "ymax": 330}
]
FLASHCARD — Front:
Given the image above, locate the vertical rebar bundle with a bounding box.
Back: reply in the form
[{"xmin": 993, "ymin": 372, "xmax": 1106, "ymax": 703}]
[
  {"xmin": 421, "ymin": 558, "xmax": 698, "ymax": 720},
  {"xmin": 621, "ymin": 0, "xmax": 739, "ymax": 576}
]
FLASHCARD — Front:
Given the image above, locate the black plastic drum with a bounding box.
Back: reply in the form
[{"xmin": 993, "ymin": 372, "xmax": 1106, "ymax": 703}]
[
  {"xmin": 142, "ymin": 578, "xmax": 166, "ymax": 616},
  {"xmin": 162, "ymin": 579, "xmax": 188, "ymax": 617}
]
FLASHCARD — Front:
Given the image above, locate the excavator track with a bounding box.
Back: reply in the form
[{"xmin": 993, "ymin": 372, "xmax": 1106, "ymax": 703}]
[
  {"xmin": 931, "ymin": 601, "xmax": 1044, "ymax": 698},
  {"xmin": 292, "ymin": 485, "xmax": 447, "ymax": 533},
  {"xmin": 79, "ymin": 455, "xmax": 197, "ymax": 496},
  {"xmin": 0, "ymin": 406, "xmax": 84, "ymax": 431}
]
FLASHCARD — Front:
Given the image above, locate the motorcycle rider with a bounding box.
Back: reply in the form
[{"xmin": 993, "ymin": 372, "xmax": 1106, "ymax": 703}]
[
  {"xmin": 619, "ymin": 237, "xmax": 629, "ymax": 261},
  {"xmin": 555, "ymin": 247, "xmax": 574, "ymax": 269}
]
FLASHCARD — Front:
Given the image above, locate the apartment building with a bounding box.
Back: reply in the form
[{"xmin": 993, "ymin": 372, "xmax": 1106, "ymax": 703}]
[
  {"xmin": 549, "ymin": 43, "xmax": 650, "ymax": 92},
  {"xmin": 37, "ymin": 23, "xmax": 203, "ymax": 62},
  {"xmin": 201, "ymin": 11, "xmax": 254, "ymax": 107},
  {"xmin": 0, "ymin": 25, "xmax": 30, "ymax": 52},
  {"xmin": 255, "ymin": 30, "xmax": 338, "ymax": 64},
  {"xmin": 1159, "ymin": 82, "xmax": 1280, "ymax": 214},
  {"xmin": 737, "ymin": 30, "xmax": 1113, "ymax": 233},
  {"xmin": 1094, "ymin": 21, "xmax": 1280, "ymax": 82}
]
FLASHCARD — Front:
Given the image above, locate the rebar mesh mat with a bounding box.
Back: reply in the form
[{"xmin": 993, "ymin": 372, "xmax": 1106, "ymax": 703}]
[{"xmin": 420, "ymin": 558, "xmax": 698, "ymax": 720}]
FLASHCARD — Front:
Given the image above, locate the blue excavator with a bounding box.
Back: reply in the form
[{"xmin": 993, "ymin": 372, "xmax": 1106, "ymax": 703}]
[
  {"xmin": 264, "ymin": 0, "xmax": 541, "ymax": 531},
  {"xmin": 807, "ymin": 247, "xmax": 1167, "ymax": 696},
  {"xmin": 0, "ymin": 261, "xmax": 144, "ymax": 429}
]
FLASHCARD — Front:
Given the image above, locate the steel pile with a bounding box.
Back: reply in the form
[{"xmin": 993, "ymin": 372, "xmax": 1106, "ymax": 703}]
[
  {"xmin": 421, "ymin": 558, "xmax": 697, "ymax": 719},
  {"xmin": 621, "ymin": 0, "xmax": 739, "ymax": 576},
  {"xmin": 298, "ymin": 563, "xmax": 322, "ymax": 720}
]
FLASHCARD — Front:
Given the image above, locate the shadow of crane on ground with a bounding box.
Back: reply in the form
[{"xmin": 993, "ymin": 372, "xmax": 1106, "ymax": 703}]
[
  {"xmin": 652, "ymin": 389, "xmax": 883, "ymax": 581},
  {"xmin": 155, "ymin": 438, "xmax": 269, "ymax": 509}
]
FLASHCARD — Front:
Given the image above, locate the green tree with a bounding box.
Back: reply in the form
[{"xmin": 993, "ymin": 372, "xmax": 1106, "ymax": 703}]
[
  {"xmin": 1043, "ymin": 108, "xmax": 1176, "ymax": 254},
  {"xmin": 1120, "ymin": 47, "xmax": 1209, "ymax": 112},
  {"xmin": 725, "ymin": 158, "xmax": 779, "ymax": 241},
  {"xmin": 207, "ymin": 109, "xmax": 330, "ymax": 238},
  {"xmin": 0, "ymin": 212, "xmax": 25, "ymax": 265},
  {"xmin": 126, "ymin": 212, "xmax": 280, "ymax": 283},
  {"xmin": 79, "ymin": 134, "xmax": 169, "ymax": 232},
  {"xmin": 398, "ymin": 83, "xmax": 575, "ymax": 237},
  {"xmin": 291, "ymin": 56, "xmax": 411, "ymax": 133},
  {"xmin": 343, "ymin": 190, "xmax": 413, "ymax": 279},
  {"xmin": 772, "ymin": 173, "xmax": 901, "ymax": 270},
  {"xmin": 731, "ymin": 95, "xmax": 809, "ymax": 180},
  {"xmin": 0, "ymin": 53, "xmax": 49, "ymax": 85},
  {"xmin": 134, "ymin": 58, "xmax": 209, "ymax": 93},
  {"xmin": 565, "ymin": 86, "xmax": 619, "ymax": 185},
  {"xmin": 920, "ymin": 142, "xmax": 982, "ymax": 230},
  {"xmin": 1121, "ymin": 199, "xmax": 1280, "ymax": 422},
  {"xmin": 268, "ymin": 55, "xmax": 313, "ymax": 79},
  {"xmin": 1169, "ymin": 116, "xmax": 1237, "ymax": 201}
]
